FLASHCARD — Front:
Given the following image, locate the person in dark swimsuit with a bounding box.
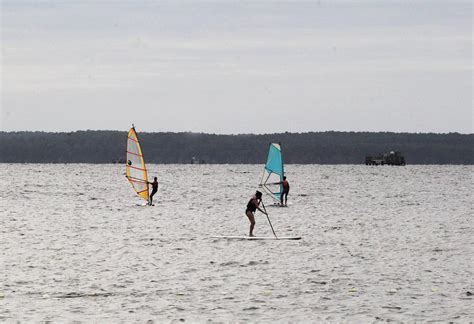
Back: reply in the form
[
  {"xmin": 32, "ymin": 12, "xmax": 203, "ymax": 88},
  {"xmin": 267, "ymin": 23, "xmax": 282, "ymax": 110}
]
[
  {"xmin": 276, "ymin": 176, "xmax": 290, "ymax": 206},
  {"xmin": 148, "ymin": 177, "xmax": 158, "ymax": 206},
  {"xmin": 245, "ymin": 190, "xmax": 267, "ymax": 237}
]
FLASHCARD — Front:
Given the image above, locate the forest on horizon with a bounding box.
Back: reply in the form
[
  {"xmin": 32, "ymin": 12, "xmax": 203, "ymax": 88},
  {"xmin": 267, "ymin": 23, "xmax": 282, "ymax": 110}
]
[{"xmin": 0, "ymin": 131, "xmax": 472, "ymax": 164}]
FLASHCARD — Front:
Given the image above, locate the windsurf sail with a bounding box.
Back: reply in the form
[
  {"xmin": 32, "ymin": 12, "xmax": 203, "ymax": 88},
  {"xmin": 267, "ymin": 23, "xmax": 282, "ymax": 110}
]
[
  {"xmin": 259, "ymin": 143, "xmax": 284, "ymax": 203},
  {"xmin": 125, "ymin": 125, "xmax": 149, "ymax": 202}
]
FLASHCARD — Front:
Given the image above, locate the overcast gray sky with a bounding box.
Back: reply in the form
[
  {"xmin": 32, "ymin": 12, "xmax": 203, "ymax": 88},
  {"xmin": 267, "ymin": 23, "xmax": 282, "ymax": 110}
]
[{"xmin": 1, "ymin": 0, "xmax": 472, "ymax": 133}]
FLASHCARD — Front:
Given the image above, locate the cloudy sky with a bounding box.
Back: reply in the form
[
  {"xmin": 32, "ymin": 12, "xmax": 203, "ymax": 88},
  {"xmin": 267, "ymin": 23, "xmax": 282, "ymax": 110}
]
[{"xmin": 1, "ymin": 0, "xmax": 472, "ymax": 133}]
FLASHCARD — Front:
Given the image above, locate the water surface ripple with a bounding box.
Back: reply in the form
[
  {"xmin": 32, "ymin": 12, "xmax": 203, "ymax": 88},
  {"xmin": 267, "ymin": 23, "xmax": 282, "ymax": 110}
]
[{"xmin": 1, "ymin": 164, "xmax": 472, "ymax": 321}]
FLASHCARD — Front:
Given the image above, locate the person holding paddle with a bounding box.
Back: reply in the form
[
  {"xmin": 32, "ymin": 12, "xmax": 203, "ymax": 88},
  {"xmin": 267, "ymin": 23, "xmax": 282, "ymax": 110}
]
[{"xmin": 245, "ymin": 190, "xmax": 267, "ymax": 237}]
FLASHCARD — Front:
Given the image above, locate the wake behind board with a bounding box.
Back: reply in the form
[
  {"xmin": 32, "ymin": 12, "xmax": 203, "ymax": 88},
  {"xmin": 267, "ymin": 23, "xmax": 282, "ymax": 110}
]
[{"xmin": 212, "ymin": 235, "xmax": 301, "ymax": 241}]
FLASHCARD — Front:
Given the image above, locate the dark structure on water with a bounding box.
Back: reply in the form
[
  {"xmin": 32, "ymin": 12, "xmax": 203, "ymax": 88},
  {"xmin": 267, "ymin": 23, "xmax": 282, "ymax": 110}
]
[{"xmin": 365, "ymin": 151, "xmax": 406, "ymax": 166}]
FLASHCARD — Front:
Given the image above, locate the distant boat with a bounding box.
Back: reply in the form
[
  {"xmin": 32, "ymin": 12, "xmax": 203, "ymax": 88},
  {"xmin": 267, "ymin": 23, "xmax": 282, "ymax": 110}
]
[
  {"xmin": 365, "ymin": 151, "xmax": 406, "ymax": 166},
  {"xmin": 259, "ymin": 143, "xmax": 284, "ymax": 204},
  {"xmin": 191, "ymin": 156, "xmax": 206, "ymax": 164},
  {"xmin": 125, "ymin": 125, "xmax": 150, "ymax": 203}
]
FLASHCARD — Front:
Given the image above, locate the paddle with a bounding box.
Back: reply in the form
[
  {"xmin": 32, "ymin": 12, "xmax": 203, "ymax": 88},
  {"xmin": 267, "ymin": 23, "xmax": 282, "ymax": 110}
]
[{"xmin": 261, "ymin": 200, "xmax": 278, "ymax": 239}]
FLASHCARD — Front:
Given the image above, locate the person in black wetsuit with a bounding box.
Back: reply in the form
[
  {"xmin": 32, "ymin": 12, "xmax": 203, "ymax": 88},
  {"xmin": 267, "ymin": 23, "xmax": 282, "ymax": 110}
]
[
  {"xmin": 273, "ymin": 176, "xmax": 290, "ymax": 206},
  {"xmin": 148, "ymin": 177, "xmax": 158, "ymax": 206},
  {"xmin": 279, "ymin": 176, "xmax": 290, "ymax": 206},
  {"xmin": 245, "ymin": 190, "xmax": 267, "ymax": 237}
]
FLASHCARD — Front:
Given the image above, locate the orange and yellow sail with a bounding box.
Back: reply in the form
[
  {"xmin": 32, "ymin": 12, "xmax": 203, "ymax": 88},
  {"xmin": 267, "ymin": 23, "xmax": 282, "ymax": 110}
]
[{"xmin": 125, "ymin": 126, "xmax": 149, "ymax": 201}]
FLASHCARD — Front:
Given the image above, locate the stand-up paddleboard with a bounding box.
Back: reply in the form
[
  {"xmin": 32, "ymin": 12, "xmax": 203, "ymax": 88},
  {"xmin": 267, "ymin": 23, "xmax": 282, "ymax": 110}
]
[{"xmin": 212, "ymin": 235, "xmax": 301, "ymax": 240}]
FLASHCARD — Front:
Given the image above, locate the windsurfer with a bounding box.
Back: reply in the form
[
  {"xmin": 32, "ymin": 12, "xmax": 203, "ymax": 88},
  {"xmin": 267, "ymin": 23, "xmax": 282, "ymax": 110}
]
[
  {"xmin": 245, "ymin": 190, "xmax": 267, "ymax": 237},
  {"xmin": 275, "ymin": 176, "xmax": 290, "ymax": 206},
  {"xmin": 148, "ymin": 177, "xmax": 158, "ymax": 205}
]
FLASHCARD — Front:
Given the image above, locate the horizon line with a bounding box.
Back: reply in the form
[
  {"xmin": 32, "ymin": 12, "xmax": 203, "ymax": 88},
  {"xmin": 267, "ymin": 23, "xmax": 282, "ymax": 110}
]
[{"xmin": 0, "ymin": 130, "xmax": 472, "ymax": 136}]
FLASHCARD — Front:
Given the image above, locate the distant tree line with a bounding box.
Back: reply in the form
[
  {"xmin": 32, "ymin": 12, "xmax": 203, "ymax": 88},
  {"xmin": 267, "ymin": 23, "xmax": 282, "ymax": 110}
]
[{"xmin": 0, "ymin": 131, "xmax": 472, "ymax": 164}]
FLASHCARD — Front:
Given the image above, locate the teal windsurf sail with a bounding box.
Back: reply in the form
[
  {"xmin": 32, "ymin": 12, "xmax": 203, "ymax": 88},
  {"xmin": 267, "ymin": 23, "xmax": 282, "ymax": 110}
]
[{"xmin": 259, "ymin": 143, "xmax": 284, "ymax": 203}]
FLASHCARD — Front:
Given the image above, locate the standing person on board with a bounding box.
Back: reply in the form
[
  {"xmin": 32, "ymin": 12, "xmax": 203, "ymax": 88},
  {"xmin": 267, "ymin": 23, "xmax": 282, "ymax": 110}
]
[
  {"xmin": 245, "ymin": 190, "xmax": 267, "ymax": 237},
  {"xmin": 276, "ymin": 176, "xmax": 290, "ymax": 206},
  {"xmin": 148, "ymin": 177, "xmax": 159, "ymax": 206}
]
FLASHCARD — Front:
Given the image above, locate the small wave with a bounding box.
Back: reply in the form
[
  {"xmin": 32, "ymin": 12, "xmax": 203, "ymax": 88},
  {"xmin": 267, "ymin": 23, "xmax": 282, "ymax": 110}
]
[
  {"xmin": 220, "ymin": 261, "xmax": 240, "ymax": 267},
  {"xmin": 238, "ymin": 260, "xmax": 269, "ymax": 267},
  {"xmin": 381, "ymin": 305, "xmax": 402, "ymax": 310},
  {"xmin": 243, "ymin": 306, "xmax": 260, "ymax": 311},
  {"xmin": 276, "ymin": 294, "xmax": 288, "ymax": 299},
  {"xmin": 56, "ymin": 292, "xmax": 114, "ymax": 299}
]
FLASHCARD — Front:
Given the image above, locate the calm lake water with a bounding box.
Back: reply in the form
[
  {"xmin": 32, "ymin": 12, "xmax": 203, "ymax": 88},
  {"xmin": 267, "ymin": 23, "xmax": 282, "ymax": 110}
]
[{"xmin": 1, "ymin": 164, "xmax": 472, "ymax": 322}]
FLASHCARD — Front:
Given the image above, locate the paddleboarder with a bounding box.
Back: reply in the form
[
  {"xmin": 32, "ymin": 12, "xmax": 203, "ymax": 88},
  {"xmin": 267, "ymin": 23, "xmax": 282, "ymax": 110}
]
[
  {"xmin": 148, "ymin": 177, "xmax": 158, "ymax": 205},
  {"xmin": 245, "ymin": 190, "xmax": 267, "ymax": 237}
]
